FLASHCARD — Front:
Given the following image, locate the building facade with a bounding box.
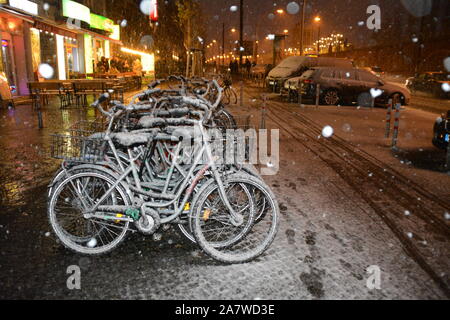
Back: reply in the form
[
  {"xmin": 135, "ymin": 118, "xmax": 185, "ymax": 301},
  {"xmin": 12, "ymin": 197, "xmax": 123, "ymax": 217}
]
[{"xmin": 0, "ymin": 0, "xmax": 123, "ymax": 97}]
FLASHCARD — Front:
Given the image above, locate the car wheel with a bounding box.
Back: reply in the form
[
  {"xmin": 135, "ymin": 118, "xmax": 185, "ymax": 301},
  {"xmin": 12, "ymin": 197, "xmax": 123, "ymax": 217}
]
[
  {"xmin": 390, "ymin": 93, "xmax": 405, "ymax": 105},
  {"xmin": 323, "ymin": 89, "xmax": 340, "ymax": 105}
]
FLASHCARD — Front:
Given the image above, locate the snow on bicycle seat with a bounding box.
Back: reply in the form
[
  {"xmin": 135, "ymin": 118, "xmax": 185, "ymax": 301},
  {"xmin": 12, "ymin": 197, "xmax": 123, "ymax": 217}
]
[
  {"xmin": 153, "ymin": 107, "xmax": 191, "ymax": 118},
  {"xmin": 87, "ymin": 132, "xmax": 106, "ymax": 139},
  {"xmin": 111, "ymin": 132, "xmax": 156, "ymax": 147},
  {"xmin": 138, "ymin": 117, "xmax": 197, "ymax": 128}
]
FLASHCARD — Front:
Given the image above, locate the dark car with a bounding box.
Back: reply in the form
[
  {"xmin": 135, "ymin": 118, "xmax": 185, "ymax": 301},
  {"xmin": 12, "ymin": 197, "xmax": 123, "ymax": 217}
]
[
  {"xmin": 406, "ymin": 72, "xmax": 450, "ymax": 99},
  {"xmin": 432, "ymin": 110, "xmax": 450, "ymax": 150},
  {"xmin": 285, "ymin": 67, "xmax": 411, "ymax": 106}
]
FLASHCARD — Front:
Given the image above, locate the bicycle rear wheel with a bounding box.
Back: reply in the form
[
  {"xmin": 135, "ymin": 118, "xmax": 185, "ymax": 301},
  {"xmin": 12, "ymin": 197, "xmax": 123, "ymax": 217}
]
[
  {"xmin": 192, "ymin": 173, "xmax": 279, "ymax": 263},
  {"xmin": 48, "ymin": 170, "xmax": 131, "ymax": 255}
]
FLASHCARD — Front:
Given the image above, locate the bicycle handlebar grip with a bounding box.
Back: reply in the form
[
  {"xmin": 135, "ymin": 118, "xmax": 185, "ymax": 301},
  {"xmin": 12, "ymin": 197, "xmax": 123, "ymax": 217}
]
[
  {"xmin": 91, "ymin": 93, "xmax": 109, "ymax": 107},
  {"xmin": 148, "ymin": 79, "xmax": 165, "ymax": 89}
]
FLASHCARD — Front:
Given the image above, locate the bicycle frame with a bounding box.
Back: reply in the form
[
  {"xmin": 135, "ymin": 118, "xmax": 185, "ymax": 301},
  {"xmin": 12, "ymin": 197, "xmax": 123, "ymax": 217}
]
[{"xmin": 87, "ymin": 122, "xmax": 243, "ymax": 225}]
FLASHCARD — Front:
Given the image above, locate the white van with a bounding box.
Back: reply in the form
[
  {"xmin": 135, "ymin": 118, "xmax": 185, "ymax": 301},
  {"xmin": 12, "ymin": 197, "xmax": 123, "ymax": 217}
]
[{"xmin": 265, "ymin": 56, "xmax": 354, "ymax": 92}]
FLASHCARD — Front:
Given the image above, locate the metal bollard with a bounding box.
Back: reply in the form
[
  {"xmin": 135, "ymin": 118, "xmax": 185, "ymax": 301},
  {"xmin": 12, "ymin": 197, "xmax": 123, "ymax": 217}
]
[
  {"xmin": 36, "ymin": 94, "xmax": 43, "ymax": 129},
  {"xmin": 38, "ymin": 110, "xmax": 43, "ymax": 129},
  {"xmin": 391, "ymin": 102, "xmax": 401, "ymax": 148},
  {"xmin": 298, "ymin": 83, "xmax": 303, "ymax": 108},
  {"xmin": 260, "ymin": 94, "xmax": 267, "ymax": 130},
  {"xmin": 315, "ymin": 84, "xmax": 320, "ymax": 108},
  {"xmin": 240, "ymin": 81, "xmax": 244, "ymax": 107},
  {"xmin": 385, "ymin": 99, "xmax": 393, "ymax": 138},
  {"xmin": 446, "ymin": 142, "xmax": 450, "ymax": 173}
]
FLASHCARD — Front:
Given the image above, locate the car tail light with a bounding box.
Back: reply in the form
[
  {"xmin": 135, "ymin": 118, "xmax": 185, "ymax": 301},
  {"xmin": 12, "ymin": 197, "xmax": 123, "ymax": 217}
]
[{"xmin": 303, "ymin": 79, "xmax": 313, "ymax": 84}]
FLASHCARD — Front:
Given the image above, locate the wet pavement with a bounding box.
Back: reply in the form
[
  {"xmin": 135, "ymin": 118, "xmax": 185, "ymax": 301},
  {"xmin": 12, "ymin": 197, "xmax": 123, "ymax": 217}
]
[{"xmin": 0, "ymin": 89, "xmax": 449, "ymax": 300}]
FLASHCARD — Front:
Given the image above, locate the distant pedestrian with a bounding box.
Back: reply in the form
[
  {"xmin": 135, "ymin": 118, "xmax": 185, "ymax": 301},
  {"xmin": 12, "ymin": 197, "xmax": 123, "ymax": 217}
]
[
  {"xmin": 132, "ymin": 58, "xmax": 143, "ymax": 77},
  {"xmin": 245, "ymin": 58, "xmax": 251, "ymax": 78},
  {"xmin": 232, "ymin": 60, "xmax": 239, "ymax": 74},
  {"xmin": 97, "ymin": 57, "xmax": 106, "ymax": 74}
]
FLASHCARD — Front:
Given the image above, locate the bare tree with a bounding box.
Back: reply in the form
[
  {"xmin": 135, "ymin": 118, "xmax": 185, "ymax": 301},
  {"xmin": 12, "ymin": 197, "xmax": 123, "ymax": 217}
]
[{"xmin": 176, "ymin": 0, "xmax": 206, "ymax": 77}]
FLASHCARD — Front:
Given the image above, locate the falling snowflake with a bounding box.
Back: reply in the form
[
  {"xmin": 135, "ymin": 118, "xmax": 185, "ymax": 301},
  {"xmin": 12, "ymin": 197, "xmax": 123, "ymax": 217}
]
[
  {"xmin": 370, "ymin": 88, "xmax": 383, "ymax": 98},
  {"xmin": 139, "ymin": 0, "xmax": 153, "ymax": 15},
  {"xmin": 442, "ymin": 83, "xmax": 450, "ymax": 92},
  {"xmin": 407, "ymin": 232, "xmax": 413, "ymax": 239},
  {"xmin": 321, "ymin": 126, "xmax": 334, "ymax": 138},
  {"xmin": 342, "ymin": 123, "xmax": 352, "ymax": 132},
  {"xmin": 444, "ymin": 57, "xmax": 450, "ymax": 72},
  {"xmin": 286, "ymin": 2, "xmax": 300, "ymax": 15},
  {"xmin": 87, "ymin": 238, "xmax": 97, "ymax": 248},
  {"xmin": 230, "ymin": 5, "xmax": 238, "ymax": 12},
  {"xmin": 404, "ymin": 210, "xmax": 411, "ymax": 216},
  {"xmin": 38, "ymin": 63, "xmax": 54, "ymax": 79}
]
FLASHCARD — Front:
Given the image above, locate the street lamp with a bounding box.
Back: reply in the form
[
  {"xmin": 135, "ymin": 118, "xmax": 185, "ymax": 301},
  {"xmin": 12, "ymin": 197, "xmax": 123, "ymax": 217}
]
[{"xmin": 314, "ymin": 16, "xmax": 321, "ymax": 54}]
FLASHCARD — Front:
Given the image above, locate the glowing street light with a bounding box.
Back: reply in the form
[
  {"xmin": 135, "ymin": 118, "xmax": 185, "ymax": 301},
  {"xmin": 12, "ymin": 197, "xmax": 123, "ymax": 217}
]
[
  {"xmin": 314, "ymin": 16, "xmax": 322, "ymax": 53},
  {"xmin": 276, "ymin": 9, "xmax": 284, "ymax": 14}
]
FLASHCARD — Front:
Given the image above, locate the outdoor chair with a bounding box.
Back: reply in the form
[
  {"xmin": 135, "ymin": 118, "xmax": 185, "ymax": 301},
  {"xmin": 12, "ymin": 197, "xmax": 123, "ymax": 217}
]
[
  {"xmin": 28, "ymin": 82, "xmax": 69, "ymax": 110},
  {"xmin": 73, "ymin": 81, "xmax": 105, "ymax": 107}
]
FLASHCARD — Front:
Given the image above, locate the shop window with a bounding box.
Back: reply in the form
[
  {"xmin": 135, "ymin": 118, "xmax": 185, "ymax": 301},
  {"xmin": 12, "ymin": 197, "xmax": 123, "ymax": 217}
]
[{"xmin": 39, "ymin": 32, "xmax": 57, "ymax": 79}]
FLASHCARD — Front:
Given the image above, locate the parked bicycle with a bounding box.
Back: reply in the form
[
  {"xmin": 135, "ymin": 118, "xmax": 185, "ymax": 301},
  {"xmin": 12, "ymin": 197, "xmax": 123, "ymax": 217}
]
[{"xmin": 47, "ymin": 77, "xmax": 279, "ymax": 264}]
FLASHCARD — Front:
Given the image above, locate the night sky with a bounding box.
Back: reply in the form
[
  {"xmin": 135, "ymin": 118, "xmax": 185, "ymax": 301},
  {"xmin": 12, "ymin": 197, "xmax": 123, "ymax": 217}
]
[{"xmin": 198, "ymin": 0, "xmax": 449, "ymax": 51}]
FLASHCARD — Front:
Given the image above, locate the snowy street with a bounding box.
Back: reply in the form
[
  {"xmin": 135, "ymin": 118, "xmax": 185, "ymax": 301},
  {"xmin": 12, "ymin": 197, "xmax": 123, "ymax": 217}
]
[{"xmin": 0, "ymin": 81, "xmax": 448, "ymax": 300}]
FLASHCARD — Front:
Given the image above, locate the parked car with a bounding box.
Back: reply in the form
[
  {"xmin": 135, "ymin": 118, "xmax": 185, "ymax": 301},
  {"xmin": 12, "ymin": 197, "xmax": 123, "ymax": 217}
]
[
  {"xmin": 432, "ymin": 110, "xmax": 450, "ymax": 150},
  {"xmin": 284, "ymin": 67, "xmax": 411, "ymax": 106},
  {"xmin": 406, "ymin": 72, "xmax": 450, "ymax": 99},
  {"xmin": 266, "ymin": 56, "xmax": 354, "ymax": 92},
  {"xmin": 361, "ymin": 66, "xmax": 385, "ymax": 78}
]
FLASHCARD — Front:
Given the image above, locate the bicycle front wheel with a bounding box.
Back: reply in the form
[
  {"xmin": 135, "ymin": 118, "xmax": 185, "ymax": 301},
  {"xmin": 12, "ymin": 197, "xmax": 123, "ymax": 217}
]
[{"xmin": 192, "ymin": 173, "xmax": 279, "ymax": 263}]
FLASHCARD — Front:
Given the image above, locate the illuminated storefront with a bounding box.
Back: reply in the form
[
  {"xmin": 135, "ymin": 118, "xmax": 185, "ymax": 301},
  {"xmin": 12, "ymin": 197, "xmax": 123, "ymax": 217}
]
[
  {"xmin": 32, "ymin": 20, "xmax": 78, "ymax": 80},
  {"xmin": 61, "ymin": 0, "xmax": 121, "ymax": 74},
  {"xmin": 121, "ymin": 47, "xmax": 155, "ymax": 77},
  {"xmin": 0, "ymin": 5, "xmax": 34, "ymax": 96},
  {"xmin": 0, "ymin": 0, "xmax": 124, "ymax": 97}
]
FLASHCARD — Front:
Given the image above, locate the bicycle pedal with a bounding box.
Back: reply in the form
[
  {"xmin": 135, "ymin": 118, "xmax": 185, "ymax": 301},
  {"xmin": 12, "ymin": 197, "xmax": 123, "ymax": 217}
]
[{"xmin": 203, "ymin": 209, "xmax": 212, "ymax": 221}]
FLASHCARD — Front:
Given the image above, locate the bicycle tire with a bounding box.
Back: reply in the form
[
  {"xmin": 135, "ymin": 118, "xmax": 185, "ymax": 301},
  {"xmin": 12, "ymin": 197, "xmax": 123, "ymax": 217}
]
[
  {"xmin": 191, "ymin": 173, "xmax": 279, "ymax": 263},
  {"xmin": 48, "ymin": 170, "xmax": 131, "ymax": 255}
]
